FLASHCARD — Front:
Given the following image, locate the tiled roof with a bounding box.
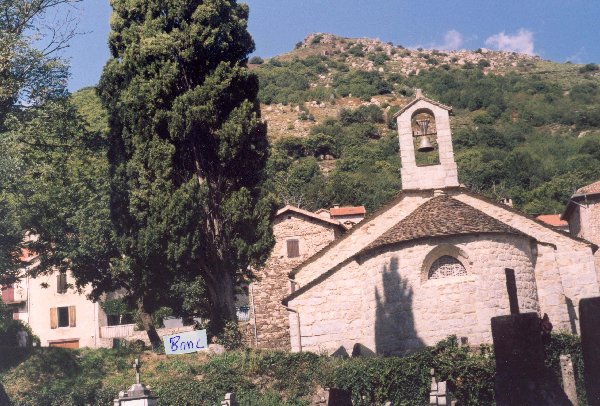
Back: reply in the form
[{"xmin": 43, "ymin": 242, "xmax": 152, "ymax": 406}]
[
  {"xmin": 276, "ymin": 205, "xmax": 345, "ymax": 229},
  {"xmin": 330, "ymin": 206, "xmax": 366, "ymax": 216},
  {"xmin": 360, "ymin": 194, "xmax": 525, "ymax": 254},
  {"xmin": 536, "ymin": 214, "xmax": 568, "ymax": 228},
  {"xmin": 575, "ymin": 180, "xmax": 600, "ymax": 195}
]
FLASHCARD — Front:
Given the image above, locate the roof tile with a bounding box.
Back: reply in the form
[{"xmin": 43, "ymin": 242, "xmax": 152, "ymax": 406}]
[
  {"xmin": 330, "ymin": 206, "xmax": 366, "ymax": 216},
  {"xmin": 576, "ymin": 180, "xmax": 600, "ymax": 195},
  {"xmin": 361, "ymin": 194, "xmax": 525, "ymax": 254},
  {"xmin": 536, "ymin": 214, "xmax": 568, "ymax": 228}
]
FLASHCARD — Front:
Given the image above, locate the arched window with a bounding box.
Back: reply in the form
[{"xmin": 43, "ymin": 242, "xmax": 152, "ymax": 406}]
[{"xmin": 428, "ymin": 256, "xmax": 467, "ymax": 280}]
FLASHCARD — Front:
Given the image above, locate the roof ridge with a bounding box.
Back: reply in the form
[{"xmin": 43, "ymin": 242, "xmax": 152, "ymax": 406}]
[
  {"xmin": 276, "ymin": 205, "xmax": 345, "ymax": 229},
  {"xmin": 358, "ymin": 195, "xmax": 525, "ymax": 255}
]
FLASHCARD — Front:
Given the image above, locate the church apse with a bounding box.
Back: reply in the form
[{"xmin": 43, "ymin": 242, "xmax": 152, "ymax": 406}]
[{"xmin": 374, "ymin": 256, "xmax": 424, "ymax": 355}]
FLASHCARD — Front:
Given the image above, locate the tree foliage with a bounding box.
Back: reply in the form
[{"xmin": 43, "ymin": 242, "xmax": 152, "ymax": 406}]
[{"xmin": 97, "ymin": 0, "xmax": 275, "ymax": 343}]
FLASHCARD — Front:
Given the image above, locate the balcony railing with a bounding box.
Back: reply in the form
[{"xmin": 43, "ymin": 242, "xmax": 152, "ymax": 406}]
[
  {"xmin": 100, "ymin": 324, "xmax": 135, "ymax": 338},
  {"xmin": 236, "ymin": 306, "xmax": 250, "ymax": 322}
]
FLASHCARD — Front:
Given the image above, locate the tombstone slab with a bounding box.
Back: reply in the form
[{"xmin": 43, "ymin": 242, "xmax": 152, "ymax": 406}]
[
  {"xmin": 580, "ymin": 297, "xmax": 600, "ymax": 406},
  {"xmin": 491, "ymin": 312, "xmax": 570, "ymax": 406}
]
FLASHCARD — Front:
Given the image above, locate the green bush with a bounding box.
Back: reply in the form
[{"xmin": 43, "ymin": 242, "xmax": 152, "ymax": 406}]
[{"xmin": 579, "ymin": 63, "xmax": 599, "ymax": 73}]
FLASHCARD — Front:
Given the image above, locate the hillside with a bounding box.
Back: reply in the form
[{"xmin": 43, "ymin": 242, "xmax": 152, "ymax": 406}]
[
  {"xmin": 250, "ymin": 33, "xmax": 600, "ymax": 215},
  {"xmin": 71, "ymin": 33, "xmax": 600, "ymax": 215}
]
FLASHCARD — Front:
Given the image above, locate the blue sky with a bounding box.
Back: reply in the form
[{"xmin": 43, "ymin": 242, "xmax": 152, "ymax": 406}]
[{"xmin": 63, "ymin": 0, "xmax": 600, "ymax": 92}]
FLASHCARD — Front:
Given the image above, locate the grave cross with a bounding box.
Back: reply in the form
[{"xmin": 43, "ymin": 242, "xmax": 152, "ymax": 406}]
[
  {"xmin": 504, "ymin": 268, "xmax": 520, "ymax": 314},
  {"xmin": 133, "ymin": 358, "xmax": 141, "ymax": 385}
]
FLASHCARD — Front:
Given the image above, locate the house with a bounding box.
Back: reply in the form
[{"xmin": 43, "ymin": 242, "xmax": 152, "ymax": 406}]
[
  {"xmin": 283, "ymin": 90, "xmax": 600, "ymax": 356},
  {"xmin": 562, "ymin": 180, "xmax": 600, "ymax": 282},
  {"xmin": 329, "ymin": 205, "xmax": 367, "ymax": 228},
  {"xmin": 245, "ymin": 205, "xmax": 346, "ymax": 349},
  {"xmin": 4, "ymin": 249, "xmax": 107, "ymax": 348}
]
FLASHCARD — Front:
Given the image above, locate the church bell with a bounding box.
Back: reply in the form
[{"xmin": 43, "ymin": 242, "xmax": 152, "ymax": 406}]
[{"xmin": 416, "ymin": 119, "xmax": 434, "ymax": 152}]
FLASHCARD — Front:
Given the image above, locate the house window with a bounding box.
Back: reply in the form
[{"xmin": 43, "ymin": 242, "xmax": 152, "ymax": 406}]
[
  {"xmin": 287, "ymin": 239, "xmax": 300, "ymax": 258},
  {"xmin": 57, "ymin": 273, "xmax": 67, "ymax": 294},
  {"xmin": 428, "ymin": 256, "xmax": 467, "ymax": 280},
  {"xmin": 50, "ymin": 306, "xmax": 76, "ymax": 329},
  {"xmin": 58, "ymin": 307, "xmax": 69, "ymax": 327}
]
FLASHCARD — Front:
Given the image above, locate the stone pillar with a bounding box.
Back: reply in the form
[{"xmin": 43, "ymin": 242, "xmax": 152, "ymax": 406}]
[
  {"xmin": 491, "ymin": 313, "xmax": 570, "ymax": 405},
  {"xmin": 580, "ymin": 297, "xmax": 600, "ymax": 406},
  {"xmin": 559, "ymin": 355, "xmax": 578, "ymax": 405}
]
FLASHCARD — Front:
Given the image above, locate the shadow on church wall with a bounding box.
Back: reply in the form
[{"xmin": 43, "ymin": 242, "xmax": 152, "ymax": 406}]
[{"xmin": 374, "ymin": 256, "xmax": 424, "ymax": 355}]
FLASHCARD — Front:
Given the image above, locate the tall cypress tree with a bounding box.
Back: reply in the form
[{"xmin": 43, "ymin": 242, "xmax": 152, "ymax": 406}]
[{"xmin": 98, "ymin": 0, "xmax": 274, "ymax": 344}]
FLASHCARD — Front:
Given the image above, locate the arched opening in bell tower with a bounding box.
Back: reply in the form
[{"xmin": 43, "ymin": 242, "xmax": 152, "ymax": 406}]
[{"xmin": 411, "ymin": 108, "xmax": 440, "ymax": 167}]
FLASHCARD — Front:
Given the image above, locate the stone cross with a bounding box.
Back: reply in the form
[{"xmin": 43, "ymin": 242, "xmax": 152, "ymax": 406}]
[
  {"xmin": 133, "ymin": 358, "xmax": 141, "ymax": 385},
  {"xmin": 504, "ymin": 268, "xmax": 520, "ymax": 314}
]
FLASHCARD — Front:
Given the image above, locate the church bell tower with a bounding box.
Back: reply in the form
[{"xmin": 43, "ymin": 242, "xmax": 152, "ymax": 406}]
[{"xmin": 394, "ymin": 89, "xmax": 459, "ymax": 190}]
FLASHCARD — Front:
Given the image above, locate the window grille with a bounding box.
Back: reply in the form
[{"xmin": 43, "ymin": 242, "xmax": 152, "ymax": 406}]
[{"xmin": 428, "ymin": 256, "xmax": 467, "ymax": 279}]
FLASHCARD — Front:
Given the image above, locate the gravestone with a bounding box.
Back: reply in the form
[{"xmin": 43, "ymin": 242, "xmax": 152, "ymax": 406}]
[
  {"xmin": 580, "ymin": 297, "xmax": 600, "ymax": 406},
  {"xmin": 113, "ymin": 358, "xmax": 158, "ymax": 406},
  {"xmin": 559, "ymin": 354, "xmax": 578, "ymax": 405},
  {"xmin": 429, "ymin": 368, "xmax": 452, "ymax": 406},
  {"xmin": 311, "ymin": 387, "xmax": 352, "ymax": 406},
  {"xmin": 491, "ymin": 313, "xmax": 570, "ymax": 405},
  {"xmin": 221, "ymin": 392, "xmax": 238, "ymax": 406}
]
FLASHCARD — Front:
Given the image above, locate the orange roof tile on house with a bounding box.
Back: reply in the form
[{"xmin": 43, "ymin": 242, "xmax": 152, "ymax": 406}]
[
  {"xmin": 536, "ymin": 214, "xmax": 568, "ymax": 228},
  {"xmin": 330, "ymin": 206, "xmax": 366, "ymax": 216}
]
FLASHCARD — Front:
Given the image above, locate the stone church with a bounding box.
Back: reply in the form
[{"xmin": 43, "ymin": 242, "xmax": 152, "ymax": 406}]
[{"xmin": 278, "ymin": 91, "xmax": 600, "ymax": 356}]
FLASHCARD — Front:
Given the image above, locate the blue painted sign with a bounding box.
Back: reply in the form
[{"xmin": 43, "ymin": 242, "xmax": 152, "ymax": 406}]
[{"xmin": 163, "ymin": 329, "xmax": 208, "ymax": 355}]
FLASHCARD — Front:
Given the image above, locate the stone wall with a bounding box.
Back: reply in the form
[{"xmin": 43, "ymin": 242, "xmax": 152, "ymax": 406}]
[
  {"xmin": 249, "ymin": 212, "xmax": 341, "ymax": 349},
  {"xmin": 289, "ymin": 234, "xmax": 538, "ymax": 355},
  {"xmin": 454, "ymin": 191, "xmax": 600, "ymax": 334},
  {"xmin": 568, "ymin": 196, "xmax": 600, "ymax": 284},
  {"xmin": 295, "ymin": 193, "xmax": 430, "ymax": 286},
  {"xmin": 397, "ymin": 99, "xmax": 459, "ymax": 190}
]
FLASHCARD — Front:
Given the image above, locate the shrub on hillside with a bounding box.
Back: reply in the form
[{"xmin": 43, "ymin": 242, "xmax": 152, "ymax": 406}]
[{"xmin": 579, "ymin": 63, "xmax": 599, "ymax": 73}]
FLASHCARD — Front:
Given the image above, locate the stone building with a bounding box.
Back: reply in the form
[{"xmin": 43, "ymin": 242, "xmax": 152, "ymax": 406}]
[
  {"xmin": 283, "ymin": 91, "xmax": 600, "ymax": 356},
  {"xmin": 3, "ymin": 249, "xmax": 107, "ymax": 348},
  {"xmin": 562, "ymin": 180, "xmax": 600, "ymax": 283},
  {"xmin": 246, "ymin": 205, "xmax": 346, "ymax": 349}
]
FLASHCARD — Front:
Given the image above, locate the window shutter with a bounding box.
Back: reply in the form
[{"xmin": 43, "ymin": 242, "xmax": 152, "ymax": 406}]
[
  {"xmin": 69, "ymin": 306, "xmax": 76, "ymax": 327},
  {"xmin": 50, "ymin": 308, "xmax": 58, "ymax": 329},
  {"xmin": 56, "ymin": 273, "xmax": 67, "ymax": 293},
  {"xmin": 287, "ymin": 239, "xmax": 300, "ymax": 258}
]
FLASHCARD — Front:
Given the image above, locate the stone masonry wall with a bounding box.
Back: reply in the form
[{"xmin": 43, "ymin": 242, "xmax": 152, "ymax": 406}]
[
  {"xmin": 453, "ymin": 191, "xmax": 600, "ymax": 334},
  {"xmin": 295, "ymin": 192, "xmax": 430, "ymax": 286},
  {"xmin": 289, "ymin": 234, "xmax": 538, "ymax": 355},
  {"xmin": 249, "ymin": 213, "xmax": 341, "ymax": 349},
  {"xmin": 397, "ymin": 100, "xmax": 459, "ymax": 190},
  {"xmin": 569, "ymin": 196, "xmax": 600, "ymax": 285}
]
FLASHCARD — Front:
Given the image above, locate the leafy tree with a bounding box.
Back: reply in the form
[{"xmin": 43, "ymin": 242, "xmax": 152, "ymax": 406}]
[
  {"xmin": 97, "ymin": 0, "xmax": 275, "ymax": 344},
  {"xmin": 0, "ymin": 0, "xmax": 78, "ymax": 129},
  {"xmin": 0, "ymin": 0, "xmax": 79, "ymax": 285}
]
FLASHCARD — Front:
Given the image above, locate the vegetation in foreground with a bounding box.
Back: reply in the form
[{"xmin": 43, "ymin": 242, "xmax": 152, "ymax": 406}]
[{"xmin": 0, "ymin": 334, "xmax": 585, "ymax": 406}]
